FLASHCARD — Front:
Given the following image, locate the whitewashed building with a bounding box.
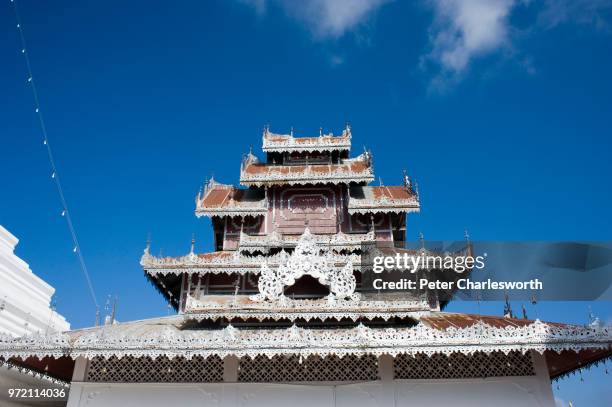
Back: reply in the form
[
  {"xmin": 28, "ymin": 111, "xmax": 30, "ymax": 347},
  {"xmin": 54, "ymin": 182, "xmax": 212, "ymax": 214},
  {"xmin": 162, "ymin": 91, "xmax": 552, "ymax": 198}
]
[{"xmin": 0, "ymin": 225, "xmax": 70, "ymax": 406}]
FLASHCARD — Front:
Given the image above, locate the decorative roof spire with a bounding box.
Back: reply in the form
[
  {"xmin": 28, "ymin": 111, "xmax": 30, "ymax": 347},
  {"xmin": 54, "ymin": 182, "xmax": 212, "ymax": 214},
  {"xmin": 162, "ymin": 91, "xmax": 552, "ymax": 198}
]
[
  {"xmin": 190, "ymin": 233, "xmax": 196, "ymax": 254},
  {"xmin": 464, "ymin": 229, "xmax": 470, "ymax": 243},
  {"xmin": 145, "ymin": 233, "xmax": 151, "ymax": 254},
  {"xmin": 419, "ymin": 232, "xmax": 425, "ymax": 250},
  {"xmin": 290, "ymin": 126, "xmax": 294, "ymax": 136},
  {"xmin": 403, "ymin": 169, "xmax": 412, "ymax": 190},
  {"xmin": 319, "ymin": 127, "xmax": 323, "ymax": 137},
  {"xmin": 504, "ymin": 293, "xmax": 514, "ymax": 318}
]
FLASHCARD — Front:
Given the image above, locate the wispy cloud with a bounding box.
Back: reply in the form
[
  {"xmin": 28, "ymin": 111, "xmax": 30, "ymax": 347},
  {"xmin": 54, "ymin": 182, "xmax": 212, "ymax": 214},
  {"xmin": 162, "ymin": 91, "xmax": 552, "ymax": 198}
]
[
  {"xmin": 240, "ymin": 0, "xmax": 390, "ymax": 40},
  {"xmin": 421, "ymin": 0, "xmax": 612, "ymax": 90},
  {"xmin": 421, "ymin": 0, "xmax": 519, "ymax": 89},
  {"xmin": 538, "ymin": 0, "xmax": 612, "ymax": 31}
]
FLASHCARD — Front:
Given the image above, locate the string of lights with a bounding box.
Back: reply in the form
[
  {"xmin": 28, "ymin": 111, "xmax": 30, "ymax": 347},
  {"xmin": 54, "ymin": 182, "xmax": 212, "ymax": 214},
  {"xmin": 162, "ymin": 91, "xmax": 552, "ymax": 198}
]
[{"xmin": 10, "ymin": 0, "xmax": 100, "ymax": 314}]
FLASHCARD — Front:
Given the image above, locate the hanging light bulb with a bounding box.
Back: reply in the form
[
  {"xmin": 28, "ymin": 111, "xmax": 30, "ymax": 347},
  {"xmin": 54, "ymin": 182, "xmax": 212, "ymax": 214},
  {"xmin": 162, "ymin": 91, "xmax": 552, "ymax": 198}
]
[
  {"xmin": 43, "ymin": 139, "xmax": 47, "ymax": 145},
  {"xmin": 27, "ymin": 77, "xmax": 32, "ymax": 82},
  {"xmin": 35, "ymin": 107, "xmax": 39, "ymax": 113},
  {"xmin": 51, "ymin": 171, "xmax": 56, "ymax": 179},
  {"xmin": 61, "ymin": 210, "xmax": 66, "ymax": 216},
  {"xmin": 73, "ymin": 246, "xmax": 77, "ymax": 253}
]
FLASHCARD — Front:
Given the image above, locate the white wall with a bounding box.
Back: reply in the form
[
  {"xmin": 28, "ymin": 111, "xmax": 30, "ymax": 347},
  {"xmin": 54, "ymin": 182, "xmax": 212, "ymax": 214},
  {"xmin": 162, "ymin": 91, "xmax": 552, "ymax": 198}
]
[{"xmin": 67, "ymin": 352, "xmax": 555, "ymax": 407}]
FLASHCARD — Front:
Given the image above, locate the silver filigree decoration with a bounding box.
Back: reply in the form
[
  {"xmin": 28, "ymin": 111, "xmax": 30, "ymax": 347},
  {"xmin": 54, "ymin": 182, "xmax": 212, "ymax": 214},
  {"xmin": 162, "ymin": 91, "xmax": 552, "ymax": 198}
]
[{"xmin": 250, "ymin": 228, "xmax": 357, "ymax": 302}]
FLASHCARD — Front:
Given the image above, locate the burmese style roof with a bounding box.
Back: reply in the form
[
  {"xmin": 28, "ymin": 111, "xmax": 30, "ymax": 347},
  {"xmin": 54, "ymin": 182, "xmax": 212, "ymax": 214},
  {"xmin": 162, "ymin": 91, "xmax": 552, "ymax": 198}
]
[
  {"xmin": 195, "ymin": 179, "xmax": 267, "ymax": 218},
  {"xmin": 262, "ymin": 127, "xmax": 352, "ymax": 153},
  {"xmin": 348, "ymin": 185, "xmax": 420, "ymax": 215},
  {"xmin": 239, "ymin": 153, "xmax": 374, "ymax": 186},
  {"xmin": 2, "ymin": 312, "xmax": 610, "ymax": 383}
]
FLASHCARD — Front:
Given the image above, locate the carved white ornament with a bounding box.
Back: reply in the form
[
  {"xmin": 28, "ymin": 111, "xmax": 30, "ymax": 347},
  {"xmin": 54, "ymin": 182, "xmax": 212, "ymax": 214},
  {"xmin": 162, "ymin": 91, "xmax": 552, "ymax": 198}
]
[
  {"xmin": 250, "ymin": 228, "xmax": 358, "ymax": 303},
  {"xmin": 262, "ymin": 128, "xmax": 352, "ymax": 153},
  {"xmin": 183, "ymin": 295, "xmax": 429, "ymax": 322},
  {"xmin": 2, "ymin": 318, "xmax": 610, "ymax": 361},
  {"xmin": 240, "ymin": 154, "xmax": 374, "ymax": 186},
  {"xmin": 238, "ymin": 230, "xmax": 374, "ymax": 252}
]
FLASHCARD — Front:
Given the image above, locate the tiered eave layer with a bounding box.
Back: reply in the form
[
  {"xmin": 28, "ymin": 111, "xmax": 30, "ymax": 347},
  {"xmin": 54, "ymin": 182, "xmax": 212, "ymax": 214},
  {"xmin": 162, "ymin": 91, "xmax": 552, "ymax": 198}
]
[
  {"xmin": 2, "ymin": 313, "xmax": 609, "ymax": 362},
  {"xmin": 349, "ymin": 185, "xmax": 419, "ymax": 215},
  {"xmin": 262, "ymin": 130, "xmax": 351, "ymax": 153},
  {"xmin": 240, "ymin": 158, "xmax": 373, "ymax": 186}
]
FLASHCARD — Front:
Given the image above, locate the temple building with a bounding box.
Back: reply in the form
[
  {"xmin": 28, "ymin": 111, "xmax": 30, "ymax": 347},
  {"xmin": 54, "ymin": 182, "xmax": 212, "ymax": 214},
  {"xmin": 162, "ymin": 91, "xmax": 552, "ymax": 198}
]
[{"xmin": 1, "ymin": 127, "xmax": 610, "ymax": 406}]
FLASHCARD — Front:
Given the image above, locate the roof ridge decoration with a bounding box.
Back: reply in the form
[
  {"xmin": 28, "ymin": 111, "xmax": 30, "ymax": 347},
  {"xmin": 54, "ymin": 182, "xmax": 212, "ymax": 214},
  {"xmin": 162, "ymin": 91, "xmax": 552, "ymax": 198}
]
[
  {"xmin": 140, "ymin": 246, "xmax": 363, "ymax": 276},
  {"xmin": 2, "ymin": 318, "xmax": 610, "ymax": 360},
  {"xmin": 250, "ymin": 227, "xmax": 358, "ymax": 303},
  {"xmin": 262, "ymin": 125, "xmax": 352, "ymax": 153}
]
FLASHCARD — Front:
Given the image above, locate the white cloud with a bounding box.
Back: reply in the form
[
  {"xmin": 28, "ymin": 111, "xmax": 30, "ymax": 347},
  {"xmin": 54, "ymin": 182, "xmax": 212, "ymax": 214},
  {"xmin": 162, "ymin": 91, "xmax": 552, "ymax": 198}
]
[
  {"xmin": 424, "ymin": 0, "xmax": 517, "ymax": 77},
  {"xmin": 538, "ymin": 0, "xmax": 612, "ymax": 30},
  {"xmin": 241, "ymin": 0, "xmax": 390, "ymax": 40}
]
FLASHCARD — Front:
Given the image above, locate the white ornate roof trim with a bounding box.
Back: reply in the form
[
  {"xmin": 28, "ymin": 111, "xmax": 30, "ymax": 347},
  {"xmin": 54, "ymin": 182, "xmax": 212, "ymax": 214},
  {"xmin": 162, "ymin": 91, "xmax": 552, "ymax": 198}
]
[
  {"xmin": 262, "ymin": 128, "xmax": 351, "ymax": 153},
  {"xmin": 141, "ymin": 249, "xmax": 363, "ymax": 276},
  {"xmin": 184, "ymin": 295, "xmax": 430, "ymax": 322},
  {"xmin": 2, "ymin": 319, "xmax": 610, "ymax": 360},
  {"xmin": 183, "ymin": 311, "xmax": 424, "ymax": 323},
  {"xmin": 195, "ymin": 207, "xmax": 268, "ymax": 218},
  {"xmin": 348, "ymin": 207, "xmax": 420, "ymax": 215},
  {"xmin": 348, "ymin": 187, "xmax": 420, "ymax": 215},
  {"xmin": 239, "ymin": 230, "xmax": 375, "ymax": 251},
  {"xmin": 240, "ymin": 154, "xmax": 373, "ymax": 187},
  {"xmin": 240, "ymin": 171, "xmax": 374, "ymax": 187},
  {"xmin": 194, "ymin": 179, "xmax": 267, "ymax": 218}
]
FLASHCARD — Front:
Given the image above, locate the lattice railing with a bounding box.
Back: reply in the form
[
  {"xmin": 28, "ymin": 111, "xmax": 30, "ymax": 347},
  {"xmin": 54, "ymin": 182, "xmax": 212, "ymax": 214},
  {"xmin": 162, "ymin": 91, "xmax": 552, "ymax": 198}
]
[
  {"xmin": 85, "ymin": 356, "xmax": 223, "ymax": 383},
  {"xmin": 393, "ymin": 351, "xmax": 534, "ymax": 379},
  {"xmin": 238, "ymin": 355, "xmax": 378, "ymax": 382}
]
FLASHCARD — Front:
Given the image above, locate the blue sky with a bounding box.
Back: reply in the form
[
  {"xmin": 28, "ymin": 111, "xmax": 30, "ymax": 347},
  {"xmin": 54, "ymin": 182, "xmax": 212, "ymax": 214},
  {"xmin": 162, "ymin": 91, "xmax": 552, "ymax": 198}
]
[{"xmin": 1, "ymin": 1, "xmax": 611, "ymax": 404}]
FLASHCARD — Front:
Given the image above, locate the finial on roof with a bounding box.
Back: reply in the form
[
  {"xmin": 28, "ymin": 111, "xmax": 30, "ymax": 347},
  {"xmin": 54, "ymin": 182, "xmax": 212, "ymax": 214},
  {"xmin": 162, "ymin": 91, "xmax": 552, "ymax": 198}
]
[
  {"xmin": 319, "ymin": 127, "xmax": 323, "ymax": 137},
  {"xmin": 190, "ymin": 233, "xmax": 196, "ymax": 254},
  {"xmin": 345, "ymin": 121, "xmax": 351, "ymax": 133},
  {"xmin": 290, "ymin": 126, "xmax": 294, "ymax": 136},
  {"xmin": 95, "ymin": 307, "xmax": 100, "ymax": 327},
  {"xmin": 145, "ymin": 233, "xmax": 151, "ymax": 253},
  {"xmin": 419, "ymin": 232, "xmax": 425, "ymax": 249},
  {"xmin": 464, "ymin": 229, "xmax": 470, "ymax": 243},
  {"xmin": 379, "ymin": 177, "xmax": 383, "ymax": 186},
  {"xmin": 402, "ymin": 170, "xmax": 411, "ymax": 190},
  {"xmin": 522, "ymin": 304, "xmax": 528, "ymax": 320},
  {"xmin": 414, "ymin": 181, "xmax": 419, "ymax": 198},
  {"xmin": 504, "ymin": 293, "xmax": 514, "ymax": 318}
]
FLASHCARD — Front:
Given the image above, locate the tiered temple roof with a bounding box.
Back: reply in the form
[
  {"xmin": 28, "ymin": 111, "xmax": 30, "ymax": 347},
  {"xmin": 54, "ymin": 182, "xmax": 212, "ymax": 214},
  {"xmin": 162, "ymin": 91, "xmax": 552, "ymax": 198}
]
[{"xmin": 1, "ymin": 125, "xmax": 610, "ymax": 387}]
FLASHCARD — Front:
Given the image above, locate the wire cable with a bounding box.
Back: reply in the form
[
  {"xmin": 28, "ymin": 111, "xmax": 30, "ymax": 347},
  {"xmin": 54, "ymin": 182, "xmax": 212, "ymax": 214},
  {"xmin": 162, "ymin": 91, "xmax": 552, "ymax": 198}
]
[{"xmin": 10, "ymin": 0, "xmax": 99, "ymax": 312}]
